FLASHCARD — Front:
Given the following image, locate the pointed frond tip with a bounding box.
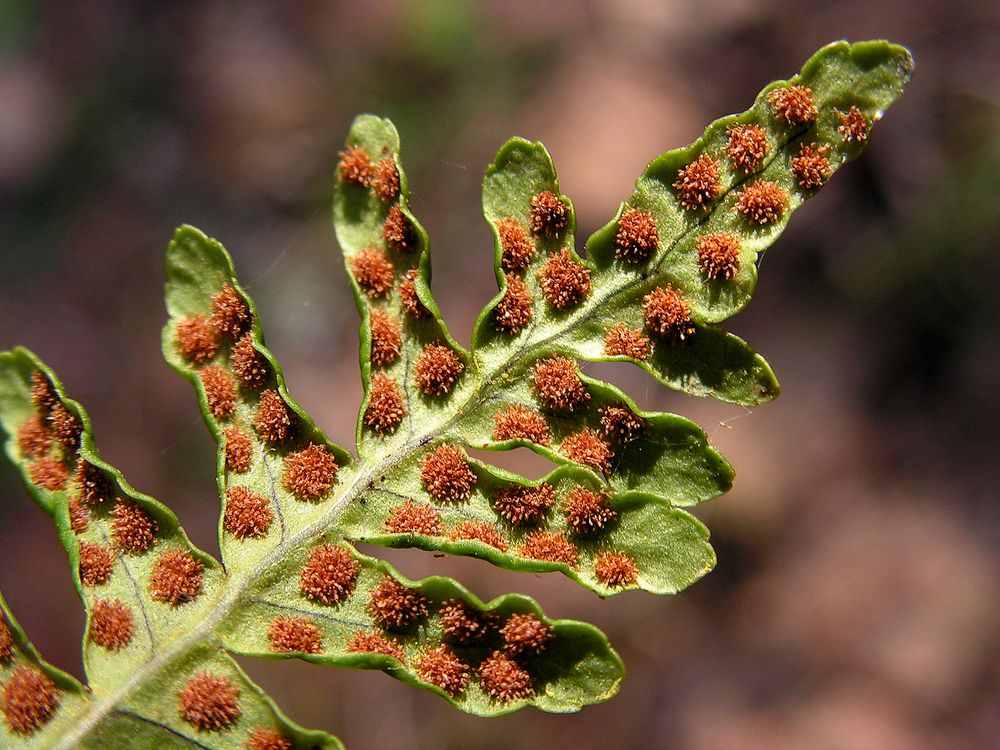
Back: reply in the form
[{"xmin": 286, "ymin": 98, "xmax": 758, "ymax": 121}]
[{"xmin": 0, "ymin": 39, "xmax": 909, "ymax": 748}]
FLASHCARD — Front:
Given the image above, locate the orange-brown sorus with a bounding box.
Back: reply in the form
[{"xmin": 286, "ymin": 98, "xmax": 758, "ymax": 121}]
[
  {"xmin": 347, "ymin": 630, "xmax": 405, "ymax": 661},
  {"xmin": 282, "ymin": 443, "xmax": 338, "ymax": 501},
  {"xmin": 2, "ymin": 665, "xmax": 59, "ymax": 735},
  {"xmin": 530, "ymin": 356, "xmax": 590, "ymax": 412},
  {"xmin": 199, "ymin": 365, "xmax": 236, "ymax": 420},
  {"xmin": 112, "ymin": 499, "xmax": 157, "ymax": 554},
  {"xmin": 29, "ymin": 456, "xmax": 67, "ymax": 490},
  {"xmin": 89, "ymin": 599, "xmax": 134, "ymax": 651},
  {"xmin": 673, "ymin": 154, "xmax": 721, "ymax": 211},
  {"xmin": 448, "ymin": 520, "xmax": 509, "ymax": 552},
  {"xmin": 735, "ymin": 180, "xmax": 788, "ymax": 225},
  {"xmin": 338, "ymin": 145, "xmax": 373, "ymax": 186},
  {"xmin": 175, "ymin": 315, "xmax": 219, "ymax": 365},
  {"xmin": 0, "ymin": 617, "xmax": 12, "ymax": 662},
  {"xmin": 350, "ymin": 247, "xmax": 395, "ymax": 298},
  {"xmin": 367, "ymin": 576, "xmax": 430, "ymax": 630},
  {"xmin": 416, "ymin": 645, "xmax": 469, "ymax": 696},
  {"xmin": 383, "ymin": 205, "xmax": 417, "ymax": 253},
  {"xmin": 368, "ymin": 308, "xmax": 402, "ymax": 367},
  {"xmin": 792, "ymin": 142, "xmax": 833, "ymax": 190},
  {"xmin": 209, "ymin": 283, "xmax": 250, "ymax": 339},
  {"xmin": 561, "ymin": 428, "xmax": 613, "ymax": 473},
  {"xmin": 150, "ymin": 549, "xmax": 204, "ymax": 605},
  {"xmin": 364, "ymin": 373, "xmax": 407, "ymax": 434},
  {"xmin": 501, "ymin": 613, "xmax": 553, "ymax": 655},
  {"xmin": 371, "ymin": 157, "xmax": 400, "ymax": 202},
  {"xmin": 223, "ymin": 486, "xmax": 273, "ymax": 539},
  {"xmin": 385, "ymin": 500, "xmax": 443, "ymax": 536},
  {"xmin": 79, "ymin": 542, "xmax": 115, "ymax": 586},
  {"xmin": 439, "ymin": 600, "xmax": 498, "ymax": 644},
  {"xmin": 420, "ymin": 444, "xmax": 477, "ymax": 502},
  {"xmin": 726, "ymin": 123, "xmax": 769, "ymax": 171},
  {"xmin": 837, "ymin": 105, "xmax": 869, "ymax": 142},
  {"xmin": 603, "ymin": 323, "xmax": 652, "ymax": 360},
  {"xmin": 253, "ymin": 389, "xmax": 295, "ymax": 445},
  {"xmin": 230, "ymin": 333, "xmax": 268, "ymax": 389},
  {"xmin": 16, "ymin": 414, "xmax": 50, "ymax": 458},
  {"xmin": 562, "ymin": 487, "xmax": 617, "ymax": 535},
  {"xmin": 478, "ymin": 652, "xmax": 534, "ymax": 702},
  {"xmin": 299, "ymin": 544, "xmax": 360, "ymax": 605},
  {"xmin": 768, "ymin": 85, "xmax": 818, "ymax": 126},
  {"xmin": 247, "ymin": 727, "xmax": 293, "ymax": 750},
  {"xmin": 599, "ymin": 405, "xmax": 646, "ymax": 444},
  {"xmin": 518, "ymin": 530, "xmax": 578, "ymax": 567},
  {"xmin": 491, "ymin": 404, "xmax": 550, "ymax": 445},
  {"xmin": 68, "ymin": 497, "xmax": 89, "ymax": 534},
  {"xmin": 496, "ymin": 218, "xmax": 535, "ymax": 273},
  {"xmin": 399, "ymin": 268, "xmax": 428, "ymax": 318},
  {"xmin": 493, "ymin": 483, "xmax": 555, "ymax": 526},
  {"xmin": 30, "ymin": 371, "xmax": 58, "ymax": 413},
  {"xmin": 643, "ymin": 286, "xmax": 696, "ymax": 342},
  {"xmin": 75, "ymin": 460, "xmax": 113, "ymax": 507},
  {"xmin": 614, "ymin": 208, "xmax": 658, "ymax": 263},
  {"xmin": 529, "ymin": 190, "xmax": 569, "ymax": 237},
  {"xmin": 267, "ymin": 616, "xmax": 322, "ymax": 654},
  {"xmin": 538, "ymin": 250, "xmax": 591, "ymax": 309},
  {"xmin": 415, "ymin": 342, "xmax": 464, "ymax": 396},
  {"xmin": 177, "ymin": 672, "xmax": 241, "ymax": 731},
  {"xmin": 223, "ymin": 427, "xmax": 253, "ymax": 473},
  {"xmin": 594, "ymin": 551, "xmax": 639, "ymax": 588},
  {"xmin": 696, "ymin": 232, "xmax": 742, "ymax": 280},
  {"xmin": 494, "ymin": 274, "xmax": 533, "ymax": 334},
  {"xmin": 48, "ymin": 403, "xmax": 81, "ymax": 453}
]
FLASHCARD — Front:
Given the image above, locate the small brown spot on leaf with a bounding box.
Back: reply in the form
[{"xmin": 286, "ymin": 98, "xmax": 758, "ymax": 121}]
[
  {"xmin": 837, "ymin": 105, "xmax": 869, "ymax": 142},
  {"xmin": 599, "ymin": 405, "xmax": 646, "ymax": 444},
  {"xmin": 735, "ymin": 180, "xmax": 788, "ymax": 225},
  {"xmin": 68, "ymin": 497, "xmax": 89, "ymax": 534},
  {"xmin": 224, "ymin": 486, "xmax": 273, "ymax": 539},
  {"xmin": 603, "ymin": 323, "xmax": 652, "ymax": 360},
  {"xmin": 75, "ymin": 460, "xmax": 113, "ymax": 507},
  {"xmin": 673, "ymin": 154, "xmax": 721, "ymax": 211},
  {"xmin": 210, "ymin": 283, "xmax": 250, "ymax": 339},
  {"xmin": 223, "ymin": 427, "xmax": 253, "ymax": 473},
  {"xmin": 768, "ymin": 85, "xmax": 818, "ymax": 126},
  {"xmin": 369, "ymin": 309, "xmax": 402, "ymax": 367},
  {"xmin": 48, "ymin": 403, "xmax": 81, "ymax": 454},
  {"xmin": 247, "ymin": 727, "xmax": 293, "ymax": 750},
  {"xmin": 561, "ymin": 429, "xmax": 613, "ymax": 473},
  {"xmin": 697, "ymin": 232, "xmax": 742, "ymax": 280},
  {"xmin": 16, "ymin": 414, "xmax": 51, "ymax": 458},
  {"xmin": 199, "ymin": 365, "xmax": 237, "ymax": 420},
  {"xmin": 562, "ymin": 487, "xmax": 617, "ymax": 535},
  {"xmin": 501, "ymin": 613, "xmax": 553, "ymax": 655},
  {"xmin": 177, "ymin": 672, "xmax": 240, "ymax": 731},
  {"xmin": 150, "ymin": 550, "xmax": 204, "ymax": 605},
  {"xmin": 29, "ymin": 456, "xmax": 68, "ymax": 490},
  {"xmin": 517, "ymin": 530, "xmax": 578, "ymax": 567},
  {"xmin": 253, "ymin": 389, "xmax": 295, "ymax": 445},
  {"xmin": 0, "ymin": 617, "xmax": 12, "ymax": 662},
  {"xmin": 792, "ymin": 142, "xmax": 833, "ymax": 190},
  {"xmin": 230, "ymin": 333, "xmax": 268, "ymax": 390},
  {"xmin": 538, "ymin": 251, "xmax": 591, "ymax": 309},
  {"xmin": 338, "ymin": 145, "xmax": 372, "ymax": 186},
  {"xmin": 89, "ymin": 598, "xmax": 135, "ymax": 651},
  {"xmin": 415, "ymin": 342, "xmax": 464, "ymax": 397},
  {"xmin": 350, "ymin": 248, "xmax": 395, "ymax": 298},
  {"xmin": 399, "ymin": 268, "xmax": 429, "ymax": 318},
  {"xmin": 530, "ymin": 356, "xmax": 589, "ymax": 413},
  {"xmin": 30, "ymin": 371, "xmax": 58, "ymax": 414},
  {"xmin": 491, "ymin": 404, "xmax": 549, "ymax": 445},
  {"xmin": 493, "ymin": 483, "xmax": 555, "ymax": 526},
  {"xmin": 421, "ymin": 444, "xmax": 476, "ymax": 503},
  {"xmin": 439, "ymin": 600, "xmax": 498, "ymax": 644},
  {"xmin": 478, "ymin": 651, "xmax": 534, "ymax": 703},
  {"xmin": 529, "ymin": 191, "xmax": 569, "ymax": 237},
  {"xmin": 347, "ymin": 631, "xmax": 405, "ymax": 661},
  {"xmin": 176, "ymin": 315, "xmax": 220, "ymax": 365},
  {"xmin": 371, "ymin": 157, "xmax": 400, "ymax": 202},
  {"xmin": 299, "ymin": 544, "xmax": 360, "ymax": 605},
  {"xmin": 494, "ymin": 274, "xmax": 533, "ymax": 334},
  {"xmin": 368, "ymin": 576, "xmax": 430, "ymax": 630},
  {"xmin": 449, "ymin": 521, "xmax": 508, "ymax": 551},
  {"xmin": 79, "ymin": 542, "xmax": 115, "ymax": 586},
  {"xmin": 643, "ymin": 286, "xmax": 696, "ymax": 342},
  {"xmin": 594, "ymin": 551, "xmax": 639, "ymax": 588},
  {"xmin": 111, "ymin": 500, "xmax": 157, "ymax": 554},
  {"xmin": 496, "ymin": 218, "xmax": 534, "ymax": 272},
  {"xmin": 282, "ymin": 443, "xmax": 337, "ymax": 501},
  {"xmin": 364, "ymin": 373, "xmax": 407, "ymax": 435},
  {"xmin": 614, "ymin": 208, "xmax": 658, "ymax": 263},
  {"xmin": 2, "ymin": 665, "xmax": 59, "ymax": 735},
  {"xmin": 385, "ymin": 501, "xmax": 443, "ymax": 536},
  {"xmin": 383, "ymin": 205, "xmax": 417, "ymax": 253},
  {"xmin": 267, "ymin": 616, "xmax": 322, "ymax": 654},
  {"xmin": 726, "ymin": 123, "xmax": 769, "ymax": 171},
  {"xmin": 416, "ymin": 645, "xmax": 469, "ymax": 696}
]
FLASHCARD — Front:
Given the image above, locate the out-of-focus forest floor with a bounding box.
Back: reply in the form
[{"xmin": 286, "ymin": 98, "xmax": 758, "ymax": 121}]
[{"xmin": 1, "ymin": 2, "xmax": 998, "ymax": 748}]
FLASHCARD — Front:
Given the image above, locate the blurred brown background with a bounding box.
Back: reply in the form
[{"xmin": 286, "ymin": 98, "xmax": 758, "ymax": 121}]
[{"xmin": 2, "ymin": 1, "xmax": 999, "ymax": 748}]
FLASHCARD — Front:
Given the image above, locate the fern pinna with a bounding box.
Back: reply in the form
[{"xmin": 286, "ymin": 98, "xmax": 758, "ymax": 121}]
[{"xmin": 0, "ymin": 41, "xmax": 910, "ymax": 749}]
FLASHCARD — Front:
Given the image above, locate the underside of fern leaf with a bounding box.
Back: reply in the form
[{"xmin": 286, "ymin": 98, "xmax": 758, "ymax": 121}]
[{"xmin": 0, "ymin": 41, "xmax": 910, "ymax": 748}]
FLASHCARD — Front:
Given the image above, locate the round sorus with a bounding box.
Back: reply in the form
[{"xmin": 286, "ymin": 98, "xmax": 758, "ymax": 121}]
[
  {"xmin": 538, "ymin": 250, "xmax": 591, "ymax": 310},
  {"xmin": 767, "ymin": 85, "xmax": 818, "ymax": 126},
  {"xmin": 267, "ymin": 616, "xmax": 322, "ymax": 654},
  {"xmin": 68, "ymin": 497, "xmax": 89, "ymax": 534},
  {"xmin": 89, "ymin": 598, "xmax": 135, "ymax": 651},
  {"xmin": 697, "ymin": 232, "xmax": 742, "ymax": 280},
  {"xmin": 496, "ymin": 218, "xmax": 534, "ymax": 272},
  {"xmin": 364, "ymin": 373, "xmax": 407, "ymax": 434},
  {"xmin": 643, "ymin": 285, "xmax": 696, "ymax": 342},
  {"xmin": 112, "ymin": 499, "xmax": 157, "ymax": 554},
  {"xmin": 614, "ymin": 208, "xmax": 658, "ymax": 263},
  {"xmin": 2, "ymin": 665, "xmax": 59, "ymax": 735},
  {"xmin": 603, "ymin": 323, "xmax": 652, "ymax": 360},
  {"xmin": 282, "ymin": 443, "xmax": 337, "ymax": 501},
  {"xmin": 501, "ymin": 613, "xmax": 553, "ymax": 655},
  {"xmin": 253, "ymin": 389, "xmax": 295, "ymax": 445},
  {"xmin": 223, "ymin": 427, "xmax": 253, "ymax": 473},
  {"xmin": 371, "ymin": 157, "xmax": 400, "ymax": 202},
  {"xmin": 385, "ymin": 500, "xmax": 443, "ymax": 536},
  {"xmin": 420, "ymin": 444, "xmax": 476, "ymax": 503},
  {"xmin": 725, "ymin": 123, "xmax": 768, "ymax": 171},
  {"xmin": 74, "ymin": 460, "xmax": 113, "ymax": 507},
  {"xmin": 230, "ymin": 333, "xmax": 268, "ymax": 389},
  {"xmin": 247, "ymin": 727, "xmax": 293, "ymax": 750},
  {"xmin": 177, "ymin": 672, "xmax": 241, "ymax": 731},
  {"xmin": 594, "ymin": 551, "xmax": 639, "ymax": 588},
  {"xmin": 517, "ymin": 530, "xmax": 578, "ymax": 567},
  {"xmin": 30, "ymin": 371, "xmax": 58, "ymax": 413},
  {"xmin": 494, "ymin": 274, "xmax": 533, "ymax": 334},
  {"xmin": 561, "ymin": 428, "xmax": 613, "ymax": 473},
  {"xmin": 562, "ymin": 487, "xmax": 617, "ymax": 535},
  {"xmin": 383, "ymin": 205, "xmax": 417, "ymax": 253},
  {"xmin": 599, "ymin": 404, "xmax": 646, "ymax": 444},
  {"xmin": 439, "ymin": 599, "xmax": 498, "ymax": 644},
  {"xmin": 47, "ymin": 403, "xmax": 81, "ymax": 453},
  {"xmin": 150, "ymin": 549, "xmax": 204, "ymax": 605},
  {"xmin": 347, "ymin": 630, "xmax": 405, "ymax": 661},
  {"xmin": 299, "ymin": 544, "xmax": 360, "ymax": 605},
  {"xmin": 337, "ymin": 145, "xmax": 372, "ymax": 186},
  {"xmin": 735, "ymin": 180, "xmax": 788, "ymax": 225},
  {"xmin": 415, "ymin": 342, "xmax": 464, "ymax": 396},
  {"xmin": 792, "ymin": 142, "xmax": 833, "ymax": 190},
  {"xmin": 350, "ymin": 247, "xmax": 395, "ymax": 298},
  {"xmin": 836, "ymin": 105, "xmax": 869, "ymax": 142},
  {"xmin": 367, "ymin": 576, "xmax": 430, "ymax": 630},
  {"xmin": 673, "ymin": 154, "xmax": 721, "ymax": 211},
  {"xmin": 369, "ymin": 308, "xmax": 402, "ymax": 367},
  {"xmin": 28, "ymin": 456, "xmax": 68, "ymax": 491},
  {"xmin": 493, "ymin": 483, "xmax": 555, "ymax": 526},
  {"xmin": 529, "ymin": 190, "xmax": 569, "ymax": 237},
  {"xmin": 399, "ymin": 268, "xmax": 429, "ymax": 318},
  {"xmin": 478, "ymin": 651, "xmax": 534, "ymax": 703},
  {"xmin": 78, "ymin": 542, "xmax": 115, "ymax": 586},
  {"xmin": 530, "ymin": 356, "xmax": 590, "ymax": 412},
  {"xmin": 199, "ymin": 365, "xmax": 237, "ymax": 420},
  {"xmin": 175, "ymin": 315, "xmax": 219, "ymax": 365},
  {"xmin": 223, "ymin": 486, "xmax": 273, "ymax": 539},
  {"xmin": 209, "ymin": 283, "xmax": 250, "ymax": 339},
  {"xmin": 416, "ymin": 645, "xmax": 469, "ymax": 697},
  {"xmin": 0, "ymin": 617, "xmax": 12, "ymax": 663},
  {"xmin": 491, "ymin": 404, "xmax": 550, "ymax": 445},
  {"xmin": 16, "ymin": 414, "xmax": 51, "ymax": 458},
  {"xmin": 448, "ymin": 520, "xmax": 509, "ymax": 552}
]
